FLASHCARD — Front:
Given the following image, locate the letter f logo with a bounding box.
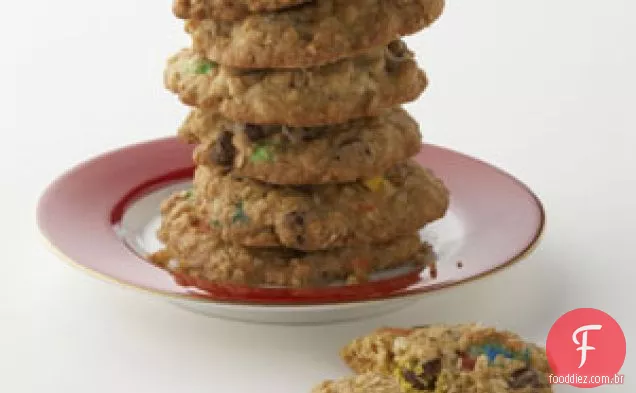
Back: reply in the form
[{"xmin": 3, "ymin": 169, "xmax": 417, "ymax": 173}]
[{"xmin": 572, "ymin": 325, "xmax": 603, "ymax": 368}]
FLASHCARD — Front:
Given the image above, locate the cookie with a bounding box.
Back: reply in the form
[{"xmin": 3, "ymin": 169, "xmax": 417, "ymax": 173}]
[
  {"xmin": 164, "ymin": 41, "xmax": 427, "ymax": 126},
  {"xmin": 190, "ymin": 160, "xmax": 449, "ymax": 250},
  {"xmin": 312, "ymin": 373, "xmax": 401, "ymax": 393},
  {"xmin": 173, "ymin": 0, "xmax": 309, "ymax": 21},
  {"xmin": 185, "ymin": 0, "xmax": 445, "ymax": 68},
  {"xmin": 179, "ymin": 108, "xmax": 422, "ymax": 185},
  {"xmin": 150, "ymin": 191, "xmax": 436, "ymax": 288},
  {"xmin": 340, "ymin": 324, "xmax": 554, "ymax": 392}
]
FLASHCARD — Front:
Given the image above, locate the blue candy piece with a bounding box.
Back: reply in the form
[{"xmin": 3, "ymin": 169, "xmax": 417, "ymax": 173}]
[
  {"xmin": 471, "ymin": 343, "xmax": 526, "ymax": 364},
  {"xmin": 484, "ymin": 345, "xmax": 513, "ymax": 363}
]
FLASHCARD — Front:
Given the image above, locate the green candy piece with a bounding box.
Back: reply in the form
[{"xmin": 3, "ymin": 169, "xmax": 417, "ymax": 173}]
[
  {"xmin": 231, "ymin": 201, "xmax": 249, "ymax": 224},
  {"xmin": 250, "ymin": 145, "xmax": 274, "ymax": 163},
  {"xmin": 184, "ymin": 190, "xmax": 194, "ymax": 199},
  {"xmin": 190, "ymin": 59, "xmax": 217, "ymax": 75},
  {"xmin": 519, "ymin": 347, "xmax": 531, "ymax": 363}
]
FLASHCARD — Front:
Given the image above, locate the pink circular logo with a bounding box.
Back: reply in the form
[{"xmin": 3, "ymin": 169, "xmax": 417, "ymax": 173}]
[{"xmin": 546, "ymin": 308, "xmax": 626, "ymax": 388}]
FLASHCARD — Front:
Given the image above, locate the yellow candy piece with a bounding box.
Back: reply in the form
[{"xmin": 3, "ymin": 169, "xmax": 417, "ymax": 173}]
[{"xmin": 364, "ymin": 176, "xmax": 386, "ymax": 192}]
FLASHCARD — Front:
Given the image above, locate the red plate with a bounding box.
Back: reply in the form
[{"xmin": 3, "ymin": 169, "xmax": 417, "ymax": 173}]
[{"xmin": 37, "ymin": 137, "xmax": 544, "ymax": 306}]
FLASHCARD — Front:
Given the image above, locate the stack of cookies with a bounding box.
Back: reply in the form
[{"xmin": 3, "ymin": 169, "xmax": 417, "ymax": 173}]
[{"xmin": 150, "ymin": 0, "xmax": 450, "ymax": 289}]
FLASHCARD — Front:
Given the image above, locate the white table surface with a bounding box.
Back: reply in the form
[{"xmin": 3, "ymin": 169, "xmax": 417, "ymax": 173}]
[{"xmin": 3, "ymin": 0, "xmax": 634, "ymax": 392}]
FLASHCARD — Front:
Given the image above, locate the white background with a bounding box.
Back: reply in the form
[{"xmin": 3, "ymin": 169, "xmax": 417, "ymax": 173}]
[{"xmin": 2, "ymin": 0, "xmax": 634, "ymax": 392}]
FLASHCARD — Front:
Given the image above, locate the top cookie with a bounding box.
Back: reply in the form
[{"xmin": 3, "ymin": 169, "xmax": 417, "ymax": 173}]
[
  {"xmin": 184, "ymin": 0, "xmax": 445, "ymax": 69},
  {"xmin": 341, "ymin": 324, "xmax": 554, "ymax": 393},
  {"xmin": 173, "ymin": 0, "xmax": 309, "ymax": 21}
]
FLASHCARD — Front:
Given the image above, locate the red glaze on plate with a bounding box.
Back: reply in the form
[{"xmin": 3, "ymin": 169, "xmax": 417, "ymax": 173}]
[{"xmin": 37, "ymin": 137, "xmax": 544, "ymax": 306}]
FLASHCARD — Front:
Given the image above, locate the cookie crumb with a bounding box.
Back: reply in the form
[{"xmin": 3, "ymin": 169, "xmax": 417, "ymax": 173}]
[{"xmin": 428, "ymin": 263, "xmax": 438, "ymax": 279}]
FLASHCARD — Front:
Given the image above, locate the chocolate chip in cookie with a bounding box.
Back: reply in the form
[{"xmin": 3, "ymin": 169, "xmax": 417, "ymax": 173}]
[
  {"xmin": 283, "ymin": 211, "xmax": 308, "ymax": 246},
  {"xmin": 337, "ymin": 136, "xmax": 363, "ymax": 148},
  {"xmin": 508, "ymin": 367, "xmax": 548, "ymax": 389},
  {"xmin": 401, "ymin": 358, "xmax": 442, "ymax": 391},
  {"xmin": 387, "ymin": 40, "xmax": 412, "ymax": 60},
  {"xmin": 299, "ymin": 126, "xmax": 328, "ymax": 142},
  {"xmin": 386, "ymin": 40, "xmax": 414, "ymax": 72},
  {"xmin": 402, "ymin": 369, "xmax": 432, "ymax": 390},
  {"xmin": 289, "ymin": 185, "xmax": 314, "ymax": 194},
  {"xmin": 210, "ymin": 131, "xmax": 236, "ymax": 167},
  {"xmin": 244, "ymin": 124, "xmax": 277, "ymax": 141},
  {"xmin": 457, "ymin": 351, "xmax": 477, "ymax": 371},
  {"xmin": 420, "ymin": 358, "xmax": 442, "ymax": 378},
  {"xmin": 285, "ymin": 211, "xmax": 306, "ymax": 227}
]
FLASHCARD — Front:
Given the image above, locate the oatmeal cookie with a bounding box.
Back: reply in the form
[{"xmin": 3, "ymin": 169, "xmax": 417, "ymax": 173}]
[
  {"xmin": 340, "ymin": 324, "xmax": 554, "ymax": 392},
  {"xmin": 312, "ymin": 373, "xmax": 401, "ymax": 393},
  {"xmin": 179, "ymin": 108, "xmax": 421, "ymax": 185},
  {"xmin": 189, "ymin": 160, "xmax": 449, "ymax": 250},
  {"xmin": 150, "ymin": 192, "xmax": 435, "ymax": 288},
  {"xmin": 163, "ymin": 41, "xmax": 427, "ymax": 126},
  {"xmin": 173, "ymin": 0, "xmax": 309, "ymax": 21},
  {"xmin": 185, "ymin": 0, "xmax": 445, "ymax": 68}
]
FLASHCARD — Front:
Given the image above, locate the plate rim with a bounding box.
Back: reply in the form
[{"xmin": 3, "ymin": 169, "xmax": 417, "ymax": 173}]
[{"xmin": 36, "ymin": 137, "xmax": 546, "ymax": 308}]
